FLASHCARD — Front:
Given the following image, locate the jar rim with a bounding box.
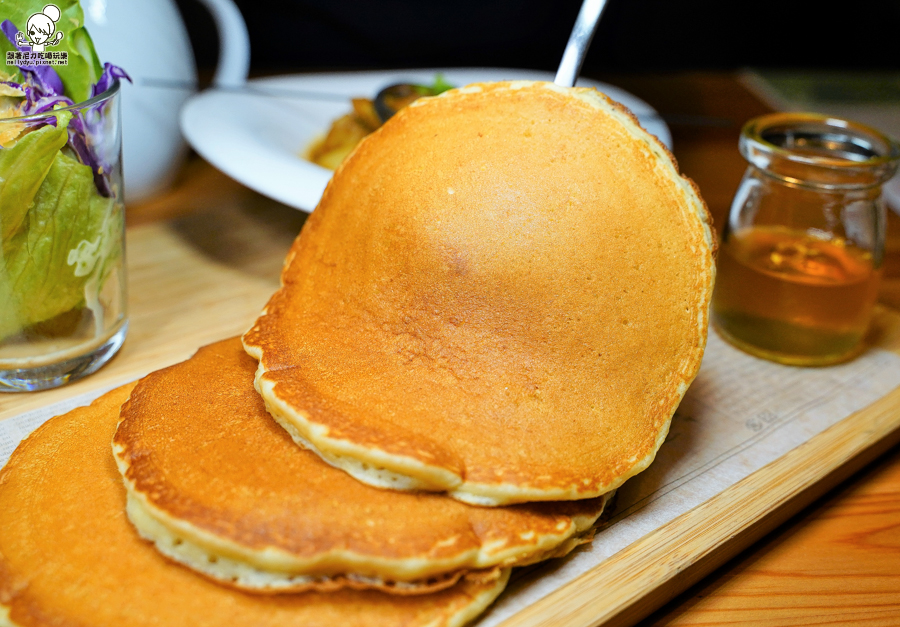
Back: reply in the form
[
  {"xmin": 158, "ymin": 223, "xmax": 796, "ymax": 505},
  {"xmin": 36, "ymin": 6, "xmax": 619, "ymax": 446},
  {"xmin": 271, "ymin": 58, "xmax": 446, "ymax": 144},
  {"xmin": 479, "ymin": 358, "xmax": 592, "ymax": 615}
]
[{"xmin": 741, "ymin": 112, "xmax": 900, "ymax": 171}]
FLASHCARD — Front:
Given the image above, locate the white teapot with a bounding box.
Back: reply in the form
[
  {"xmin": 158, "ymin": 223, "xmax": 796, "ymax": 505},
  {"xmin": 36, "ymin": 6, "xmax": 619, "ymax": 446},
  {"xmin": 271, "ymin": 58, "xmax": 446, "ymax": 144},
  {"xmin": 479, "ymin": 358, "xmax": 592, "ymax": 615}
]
[{"xmin": 83, "ymin": 0, "xmax": 249, "ymax": 203}]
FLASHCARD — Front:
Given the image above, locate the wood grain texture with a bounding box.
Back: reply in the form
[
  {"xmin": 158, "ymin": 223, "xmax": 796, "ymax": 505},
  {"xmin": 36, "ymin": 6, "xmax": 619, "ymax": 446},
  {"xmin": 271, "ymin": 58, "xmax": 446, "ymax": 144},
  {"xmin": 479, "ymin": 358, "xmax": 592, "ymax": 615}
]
[{"xmin": 644, "ymin": 449, "xmax": 900, "ymax": 626}]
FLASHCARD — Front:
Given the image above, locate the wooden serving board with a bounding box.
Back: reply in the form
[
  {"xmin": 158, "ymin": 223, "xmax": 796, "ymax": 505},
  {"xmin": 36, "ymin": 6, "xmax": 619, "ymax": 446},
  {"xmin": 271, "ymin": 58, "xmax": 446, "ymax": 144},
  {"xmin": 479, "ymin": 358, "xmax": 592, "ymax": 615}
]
[{"xmin": 2, "ymin": 200, "xmax": 900, "ymax": 627}]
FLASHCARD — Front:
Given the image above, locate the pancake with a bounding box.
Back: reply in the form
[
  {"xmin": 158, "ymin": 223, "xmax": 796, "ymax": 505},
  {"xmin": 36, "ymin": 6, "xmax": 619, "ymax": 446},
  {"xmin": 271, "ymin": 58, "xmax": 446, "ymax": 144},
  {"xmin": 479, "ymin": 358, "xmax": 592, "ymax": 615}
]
[
  {"xmin": 242, "ymin": 81, "xmax": 716, "ymax": 506},
  {"xmin": 0, "ymin": 385, "xmax": 509, "ymax": 627},
  {"xmin": 112, "ymin": 338, "xmax": 609, "ymax": 594}
]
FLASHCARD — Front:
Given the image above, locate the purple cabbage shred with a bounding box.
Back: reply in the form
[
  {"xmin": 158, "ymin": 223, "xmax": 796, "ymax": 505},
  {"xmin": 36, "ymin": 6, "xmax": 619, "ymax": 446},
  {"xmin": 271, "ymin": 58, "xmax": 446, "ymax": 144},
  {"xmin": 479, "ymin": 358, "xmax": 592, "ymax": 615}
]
[{"xmin": 92, "ymin": 63, "xmax": 131, "ymax": 98}]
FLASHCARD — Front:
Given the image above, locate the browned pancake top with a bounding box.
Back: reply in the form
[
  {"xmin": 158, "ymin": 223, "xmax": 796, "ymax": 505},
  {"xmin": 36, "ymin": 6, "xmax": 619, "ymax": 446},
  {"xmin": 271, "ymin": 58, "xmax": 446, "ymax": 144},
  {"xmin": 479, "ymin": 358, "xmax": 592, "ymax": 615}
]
[
  {"xmin": 113, "ymin": 339, "xmax": 604, "ymax": 572},
  {"xmin": 243, "ymin": 81, "xmax": 714, "ymax": 498},
  {"xmin": 0, "ymin": 385, "xmax": 506, "ymax": 627}
]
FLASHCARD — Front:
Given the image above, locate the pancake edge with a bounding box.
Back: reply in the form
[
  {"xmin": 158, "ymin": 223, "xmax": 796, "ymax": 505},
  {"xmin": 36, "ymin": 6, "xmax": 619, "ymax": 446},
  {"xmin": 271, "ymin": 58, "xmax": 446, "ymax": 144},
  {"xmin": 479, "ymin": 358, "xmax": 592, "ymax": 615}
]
[
  {"xmin": 0, "ymin": 551, "xmax": 510, "ymax": 627},
  {"xmin": 113, "ymin": 432, "xmax": 610, "ymax": 590},
  {"xmin": 441, "ymin": 567, "xmax": 511, "ymax": 627},
  {"xmin": 124, "ymin": 490, "xmax": 476, "ymax": 595},
  {"xmin": 0, "ymin": 385, "xmax": 513, "ymax": 627},
  {"xmin": 244, "ymin": 80, "xmax": 715, "ymax": 506},
  {"xmin": 258, "ymin": 366, "xmax": 670, "ymax": 505}
]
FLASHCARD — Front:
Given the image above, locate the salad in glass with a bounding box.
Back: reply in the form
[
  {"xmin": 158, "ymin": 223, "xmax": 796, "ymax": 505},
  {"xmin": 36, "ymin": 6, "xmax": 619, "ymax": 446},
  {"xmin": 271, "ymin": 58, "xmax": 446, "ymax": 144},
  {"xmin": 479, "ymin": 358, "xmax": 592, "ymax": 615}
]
[{"xmin": 0, "ymin": 0, "xmax": 129, "ymax": 391}]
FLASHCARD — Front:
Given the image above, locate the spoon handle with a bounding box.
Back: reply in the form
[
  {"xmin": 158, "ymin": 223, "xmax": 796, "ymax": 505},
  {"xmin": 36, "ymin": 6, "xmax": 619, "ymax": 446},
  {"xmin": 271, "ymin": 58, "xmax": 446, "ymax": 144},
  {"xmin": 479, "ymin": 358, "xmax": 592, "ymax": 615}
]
[{"xmin": 554, "ymin": 0, "xmax": 610, "ymax": 88}]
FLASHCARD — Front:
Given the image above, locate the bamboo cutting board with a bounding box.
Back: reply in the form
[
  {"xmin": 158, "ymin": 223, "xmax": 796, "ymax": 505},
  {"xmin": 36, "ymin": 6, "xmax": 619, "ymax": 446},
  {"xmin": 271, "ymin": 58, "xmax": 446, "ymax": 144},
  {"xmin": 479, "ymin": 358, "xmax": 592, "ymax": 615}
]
[{"xmin": 1, "ymin": 201, "xmax": 899, "ymax": 627}]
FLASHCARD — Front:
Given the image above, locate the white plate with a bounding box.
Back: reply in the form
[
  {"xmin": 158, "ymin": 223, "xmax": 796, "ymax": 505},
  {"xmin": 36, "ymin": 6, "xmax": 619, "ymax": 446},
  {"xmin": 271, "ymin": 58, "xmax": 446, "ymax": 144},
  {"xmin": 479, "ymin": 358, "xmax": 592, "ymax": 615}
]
[{"xmin": 181, "ymin": 68, "xmax": 673, "ymax": 213}]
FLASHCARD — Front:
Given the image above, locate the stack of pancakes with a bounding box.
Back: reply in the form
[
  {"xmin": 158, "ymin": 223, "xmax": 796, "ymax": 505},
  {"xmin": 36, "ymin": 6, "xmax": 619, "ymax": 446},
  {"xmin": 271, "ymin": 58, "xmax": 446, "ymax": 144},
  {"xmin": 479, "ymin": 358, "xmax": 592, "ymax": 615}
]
[{"xmin": 0, "ymin": 81, "xmax": 714, "ymax": 627}]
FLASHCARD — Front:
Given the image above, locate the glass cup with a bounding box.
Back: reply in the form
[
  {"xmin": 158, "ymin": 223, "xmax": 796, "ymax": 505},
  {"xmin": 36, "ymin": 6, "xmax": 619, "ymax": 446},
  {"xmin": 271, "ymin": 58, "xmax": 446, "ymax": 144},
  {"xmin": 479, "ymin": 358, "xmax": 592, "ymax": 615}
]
[
  {"xmin": 0, "ymin": 81, "xmax": 127, "ymax": 391},
  {"xmin": 712, "ymin": 112, "xmax": 900, "ymax": 366}
]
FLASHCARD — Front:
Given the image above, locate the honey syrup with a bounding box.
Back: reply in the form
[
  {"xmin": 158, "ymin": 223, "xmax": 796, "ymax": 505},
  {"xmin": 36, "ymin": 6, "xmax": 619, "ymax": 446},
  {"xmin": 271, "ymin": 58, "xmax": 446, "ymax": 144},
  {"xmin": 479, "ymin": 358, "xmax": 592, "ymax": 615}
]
[{"xmin": 712, "ymin": 226, "xmax": 882, "ymax": 365}]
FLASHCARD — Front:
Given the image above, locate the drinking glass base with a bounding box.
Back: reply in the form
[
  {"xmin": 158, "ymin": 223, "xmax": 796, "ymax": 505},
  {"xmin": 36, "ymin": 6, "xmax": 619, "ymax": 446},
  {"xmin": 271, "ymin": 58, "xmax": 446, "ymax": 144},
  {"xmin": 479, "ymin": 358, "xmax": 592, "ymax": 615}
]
[{"xmin": 0, "ymin": 322, "xmax": 128, "ymax": 393}]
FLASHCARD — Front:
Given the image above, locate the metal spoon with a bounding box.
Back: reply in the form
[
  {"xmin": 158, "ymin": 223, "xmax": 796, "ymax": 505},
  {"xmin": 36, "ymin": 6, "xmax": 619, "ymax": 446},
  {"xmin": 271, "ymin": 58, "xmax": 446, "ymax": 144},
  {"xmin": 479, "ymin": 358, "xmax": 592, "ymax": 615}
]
[{"xmin": 554, "ymin": 0, "xmax": 610, "ymax": 88}]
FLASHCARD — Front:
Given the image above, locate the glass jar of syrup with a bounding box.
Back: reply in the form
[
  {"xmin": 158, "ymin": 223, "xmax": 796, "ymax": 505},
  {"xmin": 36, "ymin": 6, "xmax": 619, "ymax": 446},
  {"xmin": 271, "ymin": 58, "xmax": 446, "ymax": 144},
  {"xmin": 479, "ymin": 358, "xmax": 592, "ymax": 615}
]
[{"xmin": 712, "ymin": 113, "xmax": 900, "ymax": 366}]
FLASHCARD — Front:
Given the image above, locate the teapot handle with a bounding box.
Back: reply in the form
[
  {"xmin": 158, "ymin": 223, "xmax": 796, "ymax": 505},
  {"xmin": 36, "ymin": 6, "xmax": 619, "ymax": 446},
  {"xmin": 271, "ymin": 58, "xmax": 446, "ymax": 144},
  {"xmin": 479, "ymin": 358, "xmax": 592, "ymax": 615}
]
[{"xmin": 195, "ymin": 0, "xmax": 250, "ymax": 88}]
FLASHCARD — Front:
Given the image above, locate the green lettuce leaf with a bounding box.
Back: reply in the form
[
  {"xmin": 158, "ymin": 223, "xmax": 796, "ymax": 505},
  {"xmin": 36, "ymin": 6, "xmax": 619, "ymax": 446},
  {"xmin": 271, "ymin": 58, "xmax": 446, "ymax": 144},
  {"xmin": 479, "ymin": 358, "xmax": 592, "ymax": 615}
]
[
  {"xmin": 0, "ymin": 114, "xmax": 69, "ymax": 241},
  {"xmin": 0, "ymin": 0, "xmax": 103, "ymax": 102},
  {"xmin": 429, "ymin": 73, "xmax": 454, "ymax": 95},
  {"xmin": 0, "ymin": 3, "xmax": 121, "ymax": 343},
  {"xmin": 0, "ymin": 144, "xmax": 121, "ymax": 341}
]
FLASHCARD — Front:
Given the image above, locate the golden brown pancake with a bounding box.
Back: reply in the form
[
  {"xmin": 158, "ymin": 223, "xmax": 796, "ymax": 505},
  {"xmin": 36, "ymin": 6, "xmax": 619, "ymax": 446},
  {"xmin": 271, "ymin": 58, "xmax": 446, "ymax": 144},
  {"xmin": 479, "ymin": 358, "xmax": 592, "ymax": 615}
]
[
  {"xmin": 0, "ymin": 385, "xmax": 509, "ymax": 627},
  {"xmin": 112, "ymin": 338, "xmax": 608, "ymax": 594},
  {"xmin": 243, "ymin": 81, "xmax": 715, "ymax": 506}
]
